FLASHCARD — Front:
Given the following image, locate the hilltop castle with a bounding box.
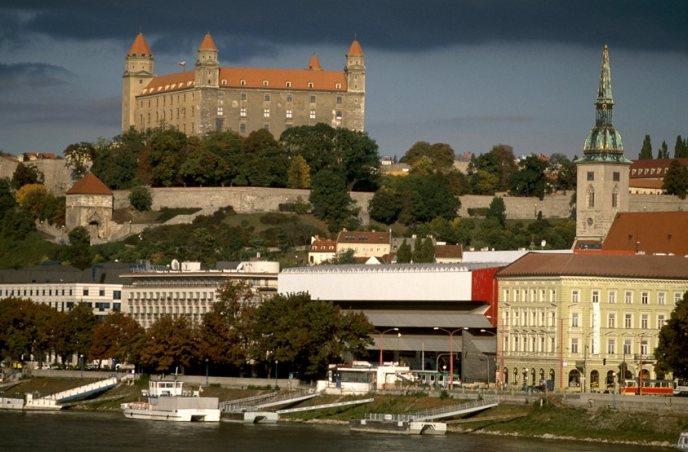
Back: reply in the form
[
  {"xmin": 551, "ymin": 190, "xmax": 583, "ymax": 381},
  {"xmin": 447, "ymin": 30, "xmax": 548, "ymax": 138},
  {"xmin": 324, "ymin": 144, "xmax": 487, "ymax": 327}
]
[{"xmin": 122, "ymin": 33, "xmax": 365, "ymax": 137}]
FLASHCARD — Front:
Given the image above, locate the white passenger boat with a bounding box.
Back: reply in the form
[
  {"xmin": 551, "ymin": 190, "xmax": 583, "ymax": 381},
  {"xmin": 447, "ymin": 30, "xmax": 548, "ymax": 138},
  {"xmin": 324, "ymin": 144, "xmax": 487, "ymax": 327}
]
[{"xmin": 121, "ymin": 378, "xmax": 220, "ymax": 422}]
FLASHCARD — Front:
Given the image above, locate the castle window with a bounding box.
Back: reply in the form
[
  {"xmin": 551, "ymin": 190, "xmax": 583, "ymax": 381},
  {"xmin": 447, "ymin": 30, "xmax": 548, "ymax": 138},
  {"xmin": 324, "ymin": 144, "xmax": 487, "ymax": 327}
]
[
  {"xmin": 310, "ymin": 95, "xmax": 316, "ymax": 103},
  {"xmin": 264, "ymin": 94, "xmax": 271, "ymax": 102},
  {"xmin": 240, "ymin": 80, "xmax": 246, "ymax": 86},
  {"xmin": 217, "ymin": 106, "xmax": 223, "ymax": 116},
  {"xmin": 264, "ymin": 123, "xmax": 270, "ymax": 130},
  {"xmin": 335, "ymin": 83, "xmax": 341, "ymax": 89},
  {"xmin": 286, "ymin": 81, "xmax": 292, "ymax": 87},
  {"xmin": 336, "ymin": 96, "xmax": 342, "ymax": 104},
  {"xmin": 241, "ymin": 93, "xmax": 246, "ymax": 101},
  {"xmin": 263, "ymin": 108, "xmax": 270, "ymax": 118},
  {"xmin": 286, "ymin": 94, "xmax": 293, "ymax": 103},
  {"xmin": 336, "ymin": 110, "xmax": 342, "ymax": 119},
  {"xmin": 309, "ymin": 110, "xmax": 316, "ymax": 119},
  {"xmin": 262, "ymin": 80, "xmax": 269, "ymax": 87},
  {"xmin": 221, "ymin": 79, "xmax": 227, "ymax": 85},
  {"xmin": 307, "ymin": 82, "xmax": 314, "ymax": 88},
  {"xmin": 240, "ymin": 123, "xmax": 246, "ymax": 133},
  {"xmin": 286, "ymin": 109, "xmax": 293, "ymax": 119},
  {"xmin": 240, "ymin": 108, "xmax": 247, "ymax": 117},
  {"xmin": 587, "ymin": 171, "xmax": 594, "ymax": 181}
]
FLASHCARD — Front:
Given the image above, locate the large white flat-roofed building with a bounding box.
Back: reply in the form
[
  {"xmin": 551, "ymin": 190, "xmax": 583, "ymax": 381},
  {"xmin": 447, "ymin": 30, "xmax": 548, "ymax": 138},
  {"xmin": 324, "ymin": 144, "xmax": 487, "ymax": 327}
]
[
  {"xmin": 122, "ymin": 260, "xmax": 279, "ymax": 328},
  {"xmin": 0, "ymin": 263, "xmax": 129, "ymax": 316},
  {"xmin": 279, "ymin": 263, "xmax": 499, "ymax": 382}
]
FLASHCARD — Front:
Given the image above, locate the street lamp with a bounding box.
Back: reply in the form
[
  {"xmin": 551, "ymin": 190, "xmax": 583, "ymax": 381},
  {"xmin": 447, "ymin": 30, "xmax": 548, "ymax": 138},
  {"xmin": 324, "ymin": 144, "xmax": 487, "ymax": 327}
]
[
  {"xmin": 376, "ymin": 328, "xmax": 400, "ymax": 366},
  {"xmin": 274, "ymin": 360, "xmax": 279, "ymax": 389},
  {"xmin": 434, "ymin": 326, "xmax": 468, "ymax": 389}
]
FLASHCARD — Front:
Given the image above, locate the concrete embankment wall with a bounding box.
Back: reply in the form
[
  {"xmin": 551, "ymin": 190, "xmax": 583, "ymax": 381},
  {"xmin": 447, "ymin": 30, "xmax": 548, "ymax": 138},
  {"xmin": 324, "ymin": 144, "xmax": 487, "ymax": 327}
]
[
  {"xmin": 563, "ymin": 392, "xmax": 688, "ymax": 413},
  {"xmin": 629, "ymin": 194, "xmax": 688, "ymax": 212},
  {"xmin": 179, "ymin": 375, "xmax": 301, "ymax": 390},
  {"xmin": 0, "ymin": 159, "xmax": 74, "ymax": 195}
]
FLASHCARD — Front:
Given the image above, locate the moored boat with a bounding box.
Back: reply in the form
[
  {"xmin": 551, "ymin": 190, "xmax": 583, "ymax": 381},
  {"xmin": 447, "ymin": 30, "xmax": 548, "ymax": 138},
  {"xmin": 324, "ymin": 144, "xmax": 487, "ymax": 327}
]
[{"xmin": 121, "ymin": 377, "xmax": 220, "ymax": 422}]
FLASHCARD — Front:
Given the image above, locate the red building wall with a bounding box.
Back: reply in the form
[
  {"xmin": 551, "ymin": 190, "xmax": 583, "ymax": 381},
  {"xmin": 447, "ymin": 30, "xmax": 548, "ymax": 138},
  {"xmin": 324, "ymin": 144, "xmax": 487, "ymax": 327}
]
[{"xmin": 471, "ymin": 267, "xmax": 500, "ymax": 327}]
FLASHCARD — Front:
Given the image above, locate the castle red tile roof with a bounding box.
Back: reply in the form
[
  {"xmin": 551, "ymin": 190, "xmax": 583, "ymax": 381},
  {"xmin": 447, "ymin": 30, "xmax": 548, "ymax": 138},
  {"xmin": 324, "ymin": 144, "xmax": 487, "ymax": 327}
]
[
  {"xmin": 602, "ymin": 211, "xmax": 688, "ymax": 256},
  {"xmin": 128, "ymin": 33, "xmax": 152, "ymax": 57},
  {"xmin": 66, "ymin": 173, "xmax": 113, "ymax": 196},
  {"xmin": 198, "ymin": 32, "xmax": 218, "ymax": 51},
  {"xmin": 347, "ymin": 39, "xmax": 364, "ymax": 56},
  {"xmin": 497, "ymin": 252, "xmax": 688, "ymax": 280},
  {"xmin": 337, "ymin": 230, "xmax": 390, "ymax": 244},
  {"xmin": 140, "ymin": 66, "xmax": 347, "ymax": 95}
]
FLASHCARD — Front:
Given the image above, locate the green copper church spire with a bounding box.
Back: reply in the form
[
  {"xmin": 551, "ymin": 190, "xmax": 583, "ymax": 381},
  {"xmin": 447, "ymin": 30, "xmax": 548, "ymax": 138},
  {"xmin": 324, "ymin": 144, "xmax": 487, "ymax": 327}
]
[{"xmin": 582, "ymin": 44, "xmax": 629, "ymax": 162}]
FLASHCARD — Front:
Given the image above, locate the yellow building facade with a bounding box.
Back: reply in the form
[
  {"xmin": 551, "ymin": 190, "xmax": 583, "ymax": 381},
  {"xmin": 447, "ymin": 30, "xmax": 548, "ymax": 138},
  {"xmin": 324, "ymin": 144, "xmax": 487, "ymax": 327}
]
[{"xmin": 496, "ymin": 253, "xmax": 688, "ymax": 391}]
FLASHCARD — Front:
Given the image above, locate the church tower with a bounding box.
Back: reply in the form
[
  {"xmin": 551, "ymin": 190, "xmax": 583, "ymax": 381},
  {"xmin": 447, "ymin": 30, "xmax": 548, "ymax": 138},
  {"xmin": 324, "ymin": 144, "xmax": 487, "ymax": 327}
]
[
  {"xmin": 194, "ymin": 33, "xmax": 220, "ymax": 134},
  {"xmin": 122, "ymin": 33, "xmax": 154, "ymax": 131},
  {"xmin": 575, "ymin": 45, "xmax": 631, "ymax": 245},
  {"xmin": 344, "ymin": 39, "xmax": 365, "ymax": 131}
]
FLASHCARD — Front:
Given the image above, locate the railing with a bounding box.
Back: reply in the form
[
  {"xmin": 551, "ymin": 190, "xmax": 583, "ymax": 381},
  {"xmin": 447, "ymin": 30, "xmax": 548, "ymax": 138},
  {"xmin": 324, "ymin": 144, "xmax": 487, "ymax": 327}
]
[
  {"xmin": 40, "ymin": 377, "xmax": 118, "ymax": 402},
  {"xmin": 222, "ymin": 389, "xmax": 317, "ymax": 413},
  {"xmin": 367, "ymin": 397, "xmax": 499, "ymax": 422},
  {"xmin": 220, "ymin": 391, "xmax": 278, "ymax": 412}
]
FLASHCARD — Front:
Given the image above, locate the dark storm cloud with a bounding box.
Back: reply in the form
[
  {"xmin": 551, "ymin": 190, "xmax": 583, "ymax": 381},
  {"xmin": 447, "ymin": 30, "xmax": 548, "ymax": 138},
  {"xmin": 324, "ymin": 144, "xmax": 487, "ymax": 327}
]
[
  {"xmin": 1, "ymin": 0, "xmax": 686, "ymax": 57},
  {"xmin": 0, "ymin": 63, "xmax": 72, "ymax": 89},
  {"xmin": 0, "ymin": 97, "xmax": 119, "ymax": 127}
]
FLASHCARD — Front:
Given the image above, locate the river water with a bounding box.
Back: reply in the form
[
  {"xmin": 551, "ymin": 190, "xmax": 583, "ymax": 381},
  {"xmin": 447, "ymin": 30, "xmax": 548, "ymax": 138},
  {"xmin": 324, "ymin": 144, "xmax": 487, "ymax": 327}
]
[{"xmin": 0, "ymin": 411, "xmax": 666, "ymax": 451}]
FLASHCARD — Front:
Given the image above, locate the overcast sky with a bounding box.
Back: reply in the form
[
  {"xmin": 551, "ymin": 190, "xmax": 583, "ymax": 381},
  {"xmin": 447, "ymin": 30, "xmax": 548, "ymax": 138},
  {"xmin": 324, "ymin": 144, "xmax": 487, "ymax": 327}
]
[{"xmin": 0, "ymin": 0, "xmax": 686, "ymax": 158}]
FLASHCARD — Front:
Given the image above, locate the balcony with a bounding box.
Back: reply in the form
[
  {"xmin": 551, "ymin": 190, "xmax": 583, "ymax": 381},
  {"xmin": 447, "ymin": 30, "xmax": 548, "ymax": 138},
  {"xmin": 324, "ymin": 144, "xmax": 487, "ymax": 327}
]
[{"xmin": 633, "ymin": 354, "xmax": 656, "ymax": 362}]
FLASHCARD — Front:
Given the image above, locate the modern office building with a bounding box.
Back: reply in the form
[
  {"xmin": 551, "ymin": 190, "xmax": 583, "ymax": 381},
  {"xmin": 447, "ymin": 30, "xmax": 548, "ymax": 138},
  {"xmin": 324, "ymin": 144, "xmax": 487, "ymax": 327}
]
[{"xmin": 121, "ymin": 260, "xmax": 279, "ymax": 328}]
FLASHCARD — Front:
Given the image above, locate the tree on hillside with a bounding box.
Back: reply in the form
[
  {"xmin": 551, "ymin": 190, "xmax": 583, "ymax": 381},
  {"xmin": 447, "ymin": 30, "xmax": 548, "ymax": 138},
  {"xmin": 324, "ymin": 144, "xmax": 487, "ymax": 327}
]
[
  {"xmin": 412, "ymin": 237, "xmax": 435, "ymax": 263},
  {"xmin": 64, "ymin": 142, "xmax": 95, "ymax": 179},
  {"xmin": 487, "ymin": 196, "xmax": 507, "ymax": 227},
  {"xmin": 139, "ymin": 315, "xmax": 197, "ymax": 373},
  {"xmin": 509, "ymin": 155, "xmax": 548, "ymax": 199},
  {"xmin": 280, "ymin": 124, "xmax": 379, "ymax": 191},
  {"xmin": 468, "ymin": 169, "xmax": 499, "ymax": 195},
  {"xmin": 309, "ymin": 169, "xmax": 359, "ymax": 233},
  {"xmin": 547, "ymin": 153, "xmax": 576, "ymax": 191},
  {"xmin": 242, "ymin": 129, "xmax": 288, "ymax": 187},
  {"xmin": 15, "ymin": 184, "xmax": 64, "ymax": 225},
  {"xmin": 467, "ymin": 144, "xmax": 517, "ymax": 193},
  {"xmin": 639, "ymin": 135, "xmax": 653, "ymax": 160},
  {"xmin": 252, "ymin": 293, "xmax": 374, "ymax": 378},
  {"xmin": 675, "ymin": 135, "xmax": 688, "ymax": 159},
  {"xmin": 400, "ymin": 173, "xmax": 460, "ymax": 224},
  {"xmin": 655, "ymin": 291, "xmax": 688, "ymax": 378},
  {"xmin": 401, "ymin": 141, "xmax": 455, "ymax": 170},
  {"xmin": 0, "ymin": 178, "xmax": 15, "ymax": 215},
  {"xmin": 129, "ymin": 186, "xmax": 152, "ymax": 211},
  {"xmin": 657, "ymin": 140, "xmax": 670, "ymax": 159},
  {"xmin": 91, "ymin": 138, "xmax": 140, "ymax": 189},
  {"xmin": 396, "ymin": 239, "xmax": 412, "ymax": 263},
  {"xmin": 369, "ymin": 187, "xmax": 402, "ymax": 225},
  {"xmin": 663, "ymin": 159, "xmax": 688, "ymax": 199},
  {"xmin": 67, "ymin": 226, "xmax": 92, "ymax": 270},
  {"xmin": 197, "ymin": 283, "xmax": 256, "ymax": 374},
  {"xmin": 200, "ymin": 130, "xmax": 244, "ymax": 185},
  {"xmin": 287, "ymin": 155, "xmax": 311, "ymax": 189},
  {"xmin": 11, "ymin": 163, "xmax": 44, "ymax": 190}
]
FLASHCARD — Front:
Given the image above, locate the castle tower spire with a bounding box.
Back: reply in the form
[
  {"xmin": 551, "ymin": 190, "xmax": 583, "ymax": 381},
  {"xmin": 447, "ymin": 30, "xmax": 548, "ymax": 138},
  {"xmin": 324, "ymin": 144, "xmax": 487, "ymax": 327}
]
[
  {"xmin": 582, "ymin": 44, "xmax": 626, "ymax": 160},
  {"xmin": 122, "ymin": 32, "xmax": 154, "ymax": 131}
]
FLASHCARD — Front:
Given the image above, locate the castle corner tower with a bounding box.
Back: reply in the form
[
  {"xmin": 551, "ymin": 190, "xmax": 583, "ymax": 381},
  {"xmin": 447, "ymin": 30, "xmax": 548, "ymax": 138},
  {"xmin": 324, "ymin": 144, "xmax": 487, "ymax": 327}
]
[
  {"xmin": 575, "ymin": 45, "xmax": 631, "ymax": 246},
  {"xmin": 344, "ymin": 39, "xmax": 365, "ymax": 131},
  {"xmin": 122, "ymin": 33, "xmax": 154, "ymax": 131}
]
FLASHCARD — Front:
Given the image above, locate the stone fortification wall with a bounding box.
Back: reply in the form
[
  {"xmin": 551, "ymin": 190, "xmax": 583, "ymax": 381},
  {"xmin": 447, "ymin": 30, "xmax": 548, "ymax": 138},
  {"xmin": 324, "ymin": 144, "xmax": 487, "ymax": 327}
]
[
  {"xmin": 113, "ymin": 187, "xmax": 374, "ymax": 223},
  {"xmin": 0, "ymin": 159, "xmax": 74, "ymax": 195},
  {"xmin": 458, "ymin": 193, "xmax": 574, "ymax": 219},
  {"xmin": 629, "ymin": 194, "xmax": 688, "ymax": 212}
]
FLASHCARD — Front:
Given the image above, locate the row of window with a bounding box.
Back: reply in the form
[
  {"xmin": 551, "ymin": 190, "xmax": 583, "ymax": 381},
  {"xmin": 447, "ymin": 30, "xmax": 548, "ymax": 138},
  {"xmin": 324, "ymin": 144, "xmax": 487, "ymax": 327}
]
[
  {"xmin": 585, "ymin": 185, "xmax": 619, "ymax": 209},
  {"xmin": 586, "ymin": 171, "xmax": 621, "ymax": 182},
  {"xmin": 570, "ymin": 289, "xmax": 680, "ymax": 305},
  {"xmin": 504, "ymin": 288, "xmax": 684, "ymax": 305},
  {"xmin": 504, "ymin": 334, "xmax": 653, "ymax": 356},
  {"xmin": 503, "ymin": 309, "xmax": 668, "ymax": 330},
  {"xmin": 140, "ymin": 92, "xmax": 343, "ymax": 109},
  {"xmin": 129, "ymin": 304, "xmax": 209, "ymax": 315},
  {"xmin": 127, "ymin": 290, "xmax": 215, "ymax": 301},
  {"xmin": 0, "ymin": 288, "xmax": 121, "ymax": 299}
]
